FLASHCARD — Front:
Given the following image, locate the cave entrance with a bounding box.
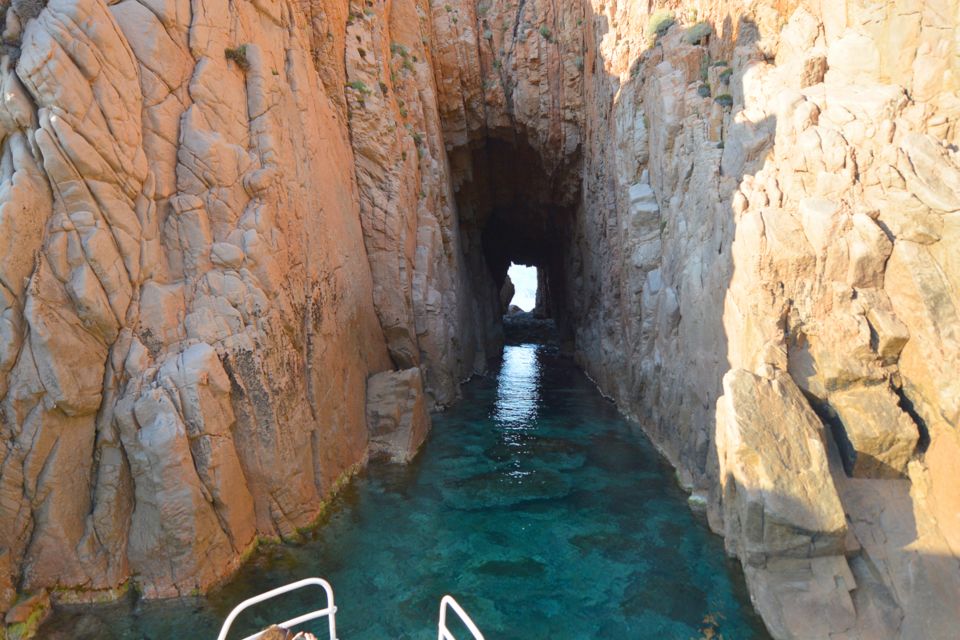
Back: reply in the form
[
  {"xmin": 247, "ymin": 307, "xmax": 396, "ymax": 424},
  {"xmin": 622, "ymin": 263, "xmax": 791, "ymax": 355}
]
[
  {"xmin": 500, "ymin": 262, "xmax": 558, "ymax": 345},
  {"xmin": 451, "ymin": 134, "xmax": 578, "ymax": 351},
  {"xmin": 504, "ymin": 263, "xmax": 537, "ymax": 313}
]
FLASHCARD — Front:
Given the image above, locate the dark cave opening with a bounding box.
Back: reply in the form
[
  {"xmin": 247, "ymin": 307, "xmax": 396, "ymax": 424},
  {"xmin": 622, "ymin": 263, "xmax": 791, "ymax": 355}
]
[{"xmin": 450, "ymin": 134, "xmax": 580, "ymax": 351}]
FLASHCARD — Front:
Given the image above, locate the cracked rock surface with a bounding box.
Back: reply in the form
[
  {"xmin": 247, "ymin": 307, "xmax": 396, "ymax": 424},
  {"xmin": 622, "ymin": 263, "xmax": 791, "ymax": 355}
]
[{"xmin": 0, "ymin": 1, "xmax": 958, "ymax": 639}]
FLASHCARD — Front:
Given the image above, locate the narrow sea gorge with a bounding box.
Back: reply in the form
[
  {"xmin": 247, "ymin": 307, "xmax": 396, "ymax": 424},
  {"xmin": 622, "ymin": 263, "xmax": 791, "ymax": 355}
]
[
  {"xmin": 2, "ymin": 2, "xmax": 957, "ymax": 637},
  {"xmin": 41, "ymin": 345, "xmax": 768, "ymax": 639}
]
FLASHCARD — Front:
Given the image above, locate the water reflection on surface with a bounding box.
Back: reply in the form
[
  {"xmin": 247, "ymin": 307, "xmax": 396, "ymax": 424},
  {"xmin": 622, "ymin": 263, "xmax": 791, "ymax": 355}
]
[
  {"xmin": 40, "ymin": 345, "xmax": 769, "ymax": 639},
  {"xmin": 494, "ymin": 342, "xmax": 542, "ymax": 428}
]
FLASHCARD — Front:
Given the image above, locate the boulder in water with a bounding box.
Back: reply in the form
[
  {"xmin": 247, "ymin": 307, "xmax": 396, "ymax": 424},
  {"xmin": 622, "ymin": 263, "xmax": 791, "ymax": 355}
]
[{"xmin": 366, "ymin": 368, "xmax": 431, "ymax": 463}]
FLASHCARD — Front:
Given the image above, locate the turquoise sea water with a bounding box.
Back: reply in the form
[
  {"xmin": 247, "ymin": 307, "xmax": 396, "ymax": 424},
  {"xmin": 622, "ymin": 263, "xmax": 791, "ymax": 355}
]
[{"xmin": 41, "ymin": 344, "xmax": 769, "ymax": 639}]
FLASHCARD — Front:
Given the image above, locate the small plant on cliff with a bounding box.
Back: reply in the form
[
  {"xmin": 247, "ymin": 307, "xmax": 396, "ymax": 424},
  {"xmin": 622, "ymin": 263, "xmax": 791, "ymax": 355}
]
[
  {"xmin": 684, "ymin": 21, "xmax": 712, "ymax": 46},
  {"xmin": 719, "ymin": 67, "xmax": 733, "ymax": 85},
  {"xmin": 714, "ymin": 93, "xmax": 733, "ymax": 108},
  {"xmin": 646, "ymin": 10, "xmax": 675, "ymax": 41},
  {"xmin": 224, "ymin": 45, "xmax": 250, "ymax": 71},
  {"xmin": 346, "ymin": 80, "xmax": 372, "ymax": 96},
  {"xmin": 539, "ymin": 25, "xmax": 553, "ymax": 42},
  {"xmin": 697, "ymin": 83, "xmax": 711, "ymax": 98}
]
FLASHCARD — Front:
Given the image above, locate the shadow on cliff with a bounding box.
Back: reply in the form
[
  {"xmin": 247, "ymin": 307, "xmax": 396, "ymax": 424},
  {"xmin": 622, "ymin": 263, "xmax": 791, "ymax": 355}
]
[
  {"xmin": 580, "ymin": 10, "xmax": 776, "ymax": 491},
  {"xmin": 596, "ymin": 13, "xmax": 960, "ymax": 640}
]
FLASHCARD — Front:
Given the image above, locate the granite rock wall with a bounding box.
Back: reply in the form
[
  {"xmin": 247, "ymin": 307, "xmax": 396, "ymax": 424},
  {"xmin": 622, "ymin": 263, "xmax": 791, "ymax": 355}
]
[
  {"xmin": 0, "ymin": 1, "xmax": 958, "ymax": 638},
  {"xmin": 568, "ymin": 2, "xmax": 960, "ymax": 637}
]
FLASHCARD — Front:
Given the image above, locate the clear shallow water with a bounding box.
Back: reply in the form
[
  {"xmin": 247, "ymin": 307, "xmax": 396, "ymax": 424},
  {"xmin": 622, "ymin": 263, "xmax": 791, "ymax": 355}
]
[{"xmin": 42, "ymin": 345, "xmax": 769, "ymax": 639}]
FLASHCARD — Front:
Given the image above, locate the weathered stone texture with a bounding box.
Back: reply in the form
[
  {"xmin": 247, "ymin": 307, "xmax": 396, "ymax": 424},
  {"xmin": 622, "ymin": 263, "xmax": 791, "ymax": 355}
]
[
  {"xmin": 566, "ymin": 1, "xmax": 960, "ymax": 638},
  {"xmin": 365, "ymin": 367, "xmax": 431, "ymax": 463},
  {"xmin": 829, "ymin": 384, "xmax": 918, "ymax": 479},
  {"xmin": 1, "ymin": 1, "xmax": 959, "ymax": 639},
  {"xmin": 0, "ymin": 0, "xmax": 405, "ymax": 611},
  {"xmin": 717, "ymin": 369, "xmax": 847, "ymax": 563}
]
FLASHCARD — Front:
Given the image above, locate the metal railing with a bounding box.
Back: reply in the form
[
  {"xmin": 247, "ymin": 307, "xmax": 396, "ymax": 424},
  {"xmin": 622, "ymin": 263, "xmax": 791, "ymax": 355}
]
[
  {"xmin": 438, "ymin": 595, "xmax": 485, "ymax": 640},
  {"xmin": 216, "ymin": 577, "xmax": 338, "ymax": 640}
]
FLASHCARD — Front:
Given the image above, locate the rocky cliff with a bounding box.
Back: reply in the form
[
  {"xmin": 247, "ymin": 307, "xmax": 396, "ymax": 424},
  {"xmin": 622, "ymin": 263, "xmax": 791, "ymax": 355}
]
[
  {"xmin": 0, "ymin": 0, "xmax": 418, "ymax": 605},
  {"xmin": 0, "ymin": 0, "xmax": 957, "ymax": 638},
  {"xmin": 567, "ymin": 2, "xmax": 960, "ymax": 637}
]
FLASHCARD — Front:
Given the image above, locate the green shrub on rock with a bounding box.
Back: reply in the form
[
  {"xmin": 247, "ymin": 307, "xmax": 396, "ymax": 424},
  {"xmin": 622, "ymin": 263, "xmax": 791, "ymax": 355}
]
[
  {"xmin": 714, "ymin": 93, "xmax": 733, "ymax": 108},
  {"xmin": 684, "ymin": 21, "xmax": 712, "ymax": 45},
  {"xmin": 646, "ymin": 10, "xmax": 675, "ymax": 40},
  {"xmin": 224, "ymin": 45, "xmax": 250, "ymax": 71}
]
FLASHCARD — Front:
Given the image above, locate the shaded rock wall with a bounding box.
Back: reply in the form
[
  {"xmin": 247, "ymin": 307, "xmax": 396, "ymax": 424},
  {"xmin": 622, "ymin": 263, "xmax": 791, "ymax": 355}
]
[{"xmin": 567, "ymin": 1, "xmax": 960, "ymax": 638}]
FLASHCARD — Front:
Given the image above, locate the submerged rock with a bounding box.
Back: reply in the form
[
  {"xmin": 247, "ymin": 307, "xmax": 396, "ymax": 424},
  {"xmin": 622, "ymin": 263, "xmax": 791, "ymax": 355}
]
[{"xmin": 259, "ymin": 626, "xmax": 318, "ymax": 640}]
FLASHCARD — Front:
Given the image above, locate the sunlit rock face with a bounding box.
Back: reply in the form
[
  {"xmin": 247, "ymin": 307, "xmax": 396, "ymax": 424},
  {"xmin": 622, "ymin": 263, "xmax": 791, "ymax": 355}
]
[
  {"xmin": 0, "ymin": 0, "xmax": 959, "ymax": 639},
  {"xmin": 0, "ymin": 0, "xmax": 403, "ymax": 609}
]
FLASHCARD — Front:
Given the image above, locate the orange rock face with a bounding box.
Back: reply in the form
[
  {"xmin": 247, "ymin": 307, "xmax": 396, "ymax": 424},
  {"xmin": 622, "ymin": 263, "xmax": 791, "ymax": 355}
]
[
  {"xmin": 0, "ymin": 0, "xmax": 397, "ymax": 606},
  {"xmin": 0, "ymin": 1, "xmax": 959, "ymax": 639}
]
